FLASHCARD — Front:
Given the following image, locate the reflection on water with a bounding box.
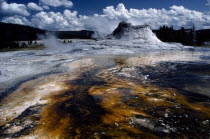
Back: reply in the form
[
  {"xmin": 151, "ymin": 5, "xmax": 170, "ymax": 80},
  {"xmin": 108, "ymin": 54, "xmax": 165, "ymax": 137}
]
[{"xmin": 0, "ymin": 47, "xmax": 210, "ymax": 138}]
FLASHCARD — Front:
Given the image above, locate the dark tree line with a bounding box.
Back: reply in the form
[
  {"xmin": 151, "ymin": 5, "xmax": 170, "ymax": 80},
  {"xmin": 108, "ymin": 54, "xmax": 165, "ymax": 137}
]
[
  {"xmin": 154, "ymin": 25, "xmax": 210, "ymax": 46},
  {"xmin": 0, "ymin": 22, "xmax": 94, "ymax": 49},
  {"xmin": 1, "ymin": 22, "xmax": 210, "ymax": 49},
  {"xmin": 196, "ymin": 29, "xmax": 210, "ymax": 44},
  {"xmin": 154, "ymin": 25, "xmax": 196, "ymax": 45},
  {"xmin": 0, "ymin": 22, "xmax": 46, "ymax": 49},
  {"xmin": 55, "ymin": 30, "xmax": 94, "ymax": 39}
]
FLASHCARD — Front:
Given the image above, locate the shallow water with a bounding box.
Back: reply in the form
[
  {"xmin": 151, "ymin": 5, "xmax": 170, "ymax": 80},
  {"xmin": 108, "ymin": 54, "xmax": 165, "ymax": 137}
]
[{"xmin": 0, "ymin": 47, "xmax": 210, "ymax": 138}]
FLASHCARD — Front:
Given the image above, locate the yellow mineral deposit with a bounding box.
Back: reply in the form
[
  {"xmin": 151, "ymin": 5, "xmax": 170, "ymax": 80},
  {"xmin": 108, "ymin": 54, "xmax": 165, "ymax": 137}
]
[
  {"xmin": 0, "ymin": 57, "xmax": 210, "ymax": 139},
  {"xmin": 0, "ymin": 74, "xmax": 72, "ymax": 126}
]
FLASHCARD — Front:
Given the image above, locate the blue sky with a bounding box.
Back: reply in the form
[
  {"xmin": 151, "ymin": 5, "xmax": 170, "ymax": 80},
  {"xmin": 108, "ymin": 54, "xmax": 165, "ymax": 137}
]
[
  {"xmin": 72, "ymin": 0, "xmax": 209, "ymax": 14},
  {"xmin": 5, "ymin": 0, "xmax": 210, "ymax": 15},
  {"xmin": 1, "ymin": 0, "xmax": 210, "ymax": 33}
]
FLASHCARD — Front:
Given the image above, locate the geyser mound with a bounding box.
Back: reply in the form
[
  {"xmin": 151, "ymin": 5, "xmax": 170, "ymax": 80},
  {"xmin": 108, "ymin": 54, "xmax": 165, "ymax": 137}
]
[{"xmin": 107, "ymin": 21, "xmax": 161, "ymax": 44}]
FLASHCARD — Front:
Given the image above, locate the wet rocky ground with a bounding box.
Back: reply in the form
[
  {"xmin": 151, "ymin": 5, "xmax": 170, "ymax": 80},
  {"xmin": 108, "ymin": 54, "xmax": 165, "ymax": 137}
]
[{"xmin": 0, "ymin": 55, "xmax": 210, "ymax": 139}]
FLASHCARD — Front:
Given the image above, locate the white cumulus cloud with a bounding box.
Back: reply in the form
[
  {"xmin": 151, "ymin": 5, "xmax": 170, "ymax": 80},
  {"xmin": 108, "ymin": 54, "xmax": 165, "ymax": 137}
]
[
  {"xmin": 1, "ymin": 3, "xmax": 210, "ymax": 34},
  {"xmin": 39, "ymin": 0, "xmax": 73, "ymax": 8},
  {"xmin": 42, "ymin": 5, "xmax": 50, "ymax": 10},
  {"xmin": 2, "ymin": 16, "xmax": 30, "ymax": 25},
  {"xmin": 83, "ymin": 3, "xmax": 210, "ymax": 34},
  {"xmin": 0, "ymin": 0, "xmax": 30, "ymax": 16},
  {"xmin": 27, "ymin": 2, "xmax": 43, "ymax": 11},
  {"xmin": 31, "ymin": 10, "xmax": 84, "ymax": 31}
]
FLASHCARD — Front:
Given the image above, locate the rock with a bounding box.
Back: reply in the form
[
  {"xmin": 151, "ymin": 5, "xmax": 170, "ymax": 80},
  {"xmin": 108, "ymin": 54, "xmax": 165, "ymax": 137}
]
[{"xmin": 130, "ymin": 115, "xmax": 157, "ymax": 130}]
